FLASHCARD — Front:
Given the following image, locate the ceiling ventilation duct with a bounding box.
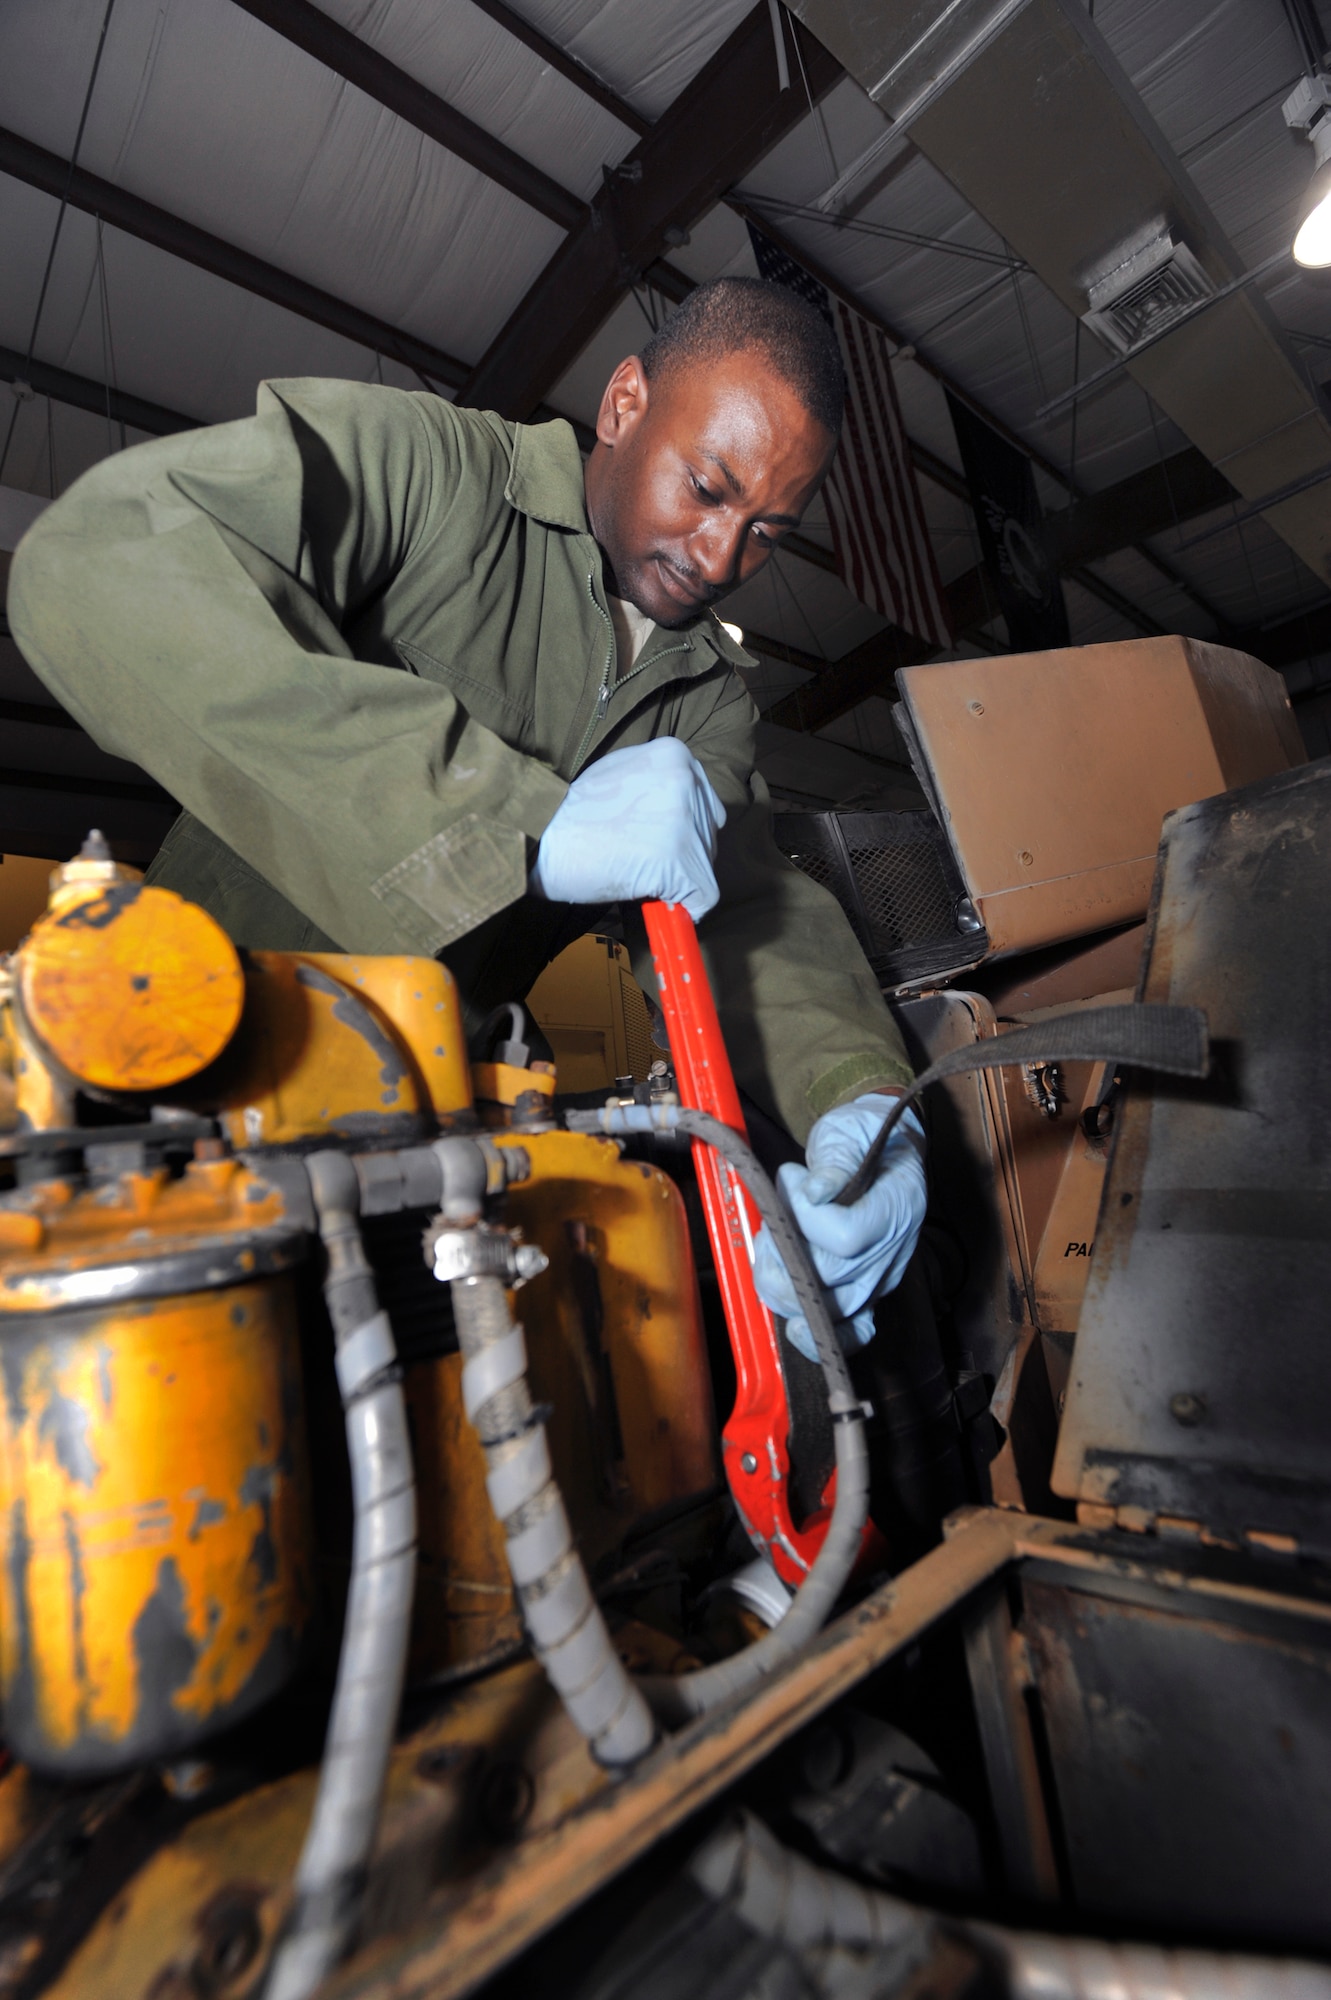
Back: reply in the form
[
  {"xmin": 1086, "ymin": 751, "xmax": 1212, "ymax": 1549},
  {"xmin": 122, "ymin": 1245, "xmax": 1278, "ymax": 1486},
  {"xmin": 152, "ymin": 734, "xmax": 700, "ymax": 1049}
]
[
  {"xmin": 834, "ymin": 0, "xmax": 1033, "ymax": 128},
  {"xmin": 1082, "ymin": 231, "xmax": 1216, "ymax": 357},
  {"xmin": 788, "ymin": 0, "xmax": 1331, "ymax": 588}
]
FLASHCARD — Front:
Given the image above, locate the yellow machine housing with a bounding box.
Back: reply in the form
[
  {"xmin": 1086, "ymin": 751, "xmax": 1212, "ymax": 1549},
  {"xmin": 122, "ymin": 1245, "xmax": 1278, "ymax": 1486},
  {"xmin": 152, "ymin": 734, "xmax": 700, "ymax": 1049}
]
[
  {"xmin": 0, "ymin": 1159, "xmax": 312, "ymax": 1775},
  {"xmin": 0, "ymin": 847, "xmax": 717, "ymax": 1768}
]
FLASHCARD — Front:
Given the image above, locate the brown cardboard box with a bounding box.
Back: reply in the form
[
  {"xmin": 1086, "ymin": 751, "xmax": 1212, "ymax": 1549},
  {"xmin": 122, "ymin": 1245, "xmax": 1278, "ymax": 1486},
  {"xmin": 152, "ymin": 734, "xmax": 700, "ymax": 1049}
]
[{"xmin": 896, "ymin": 636, "xmax": 1303, "ymax": 957}]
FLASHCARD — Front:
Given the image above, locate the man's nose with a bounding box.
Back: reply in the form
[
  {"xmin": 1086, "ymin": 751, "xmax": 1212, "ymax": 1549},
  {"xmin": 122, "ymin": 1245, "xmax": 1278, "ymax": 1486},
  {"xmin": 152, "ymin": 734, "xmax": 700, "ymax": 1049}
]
[{"xmin": 688, "ymin": 515, "xmax": 746, "ymax": 590}]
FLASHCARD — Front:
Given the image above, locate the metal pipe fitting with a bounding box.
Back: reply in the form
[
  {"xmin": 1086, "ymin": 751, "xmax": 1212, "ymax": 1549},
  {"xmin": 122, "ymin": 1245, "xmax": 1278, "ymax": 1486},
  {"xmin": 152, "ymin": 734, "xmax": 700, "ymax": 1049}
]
[{"xmin": 350, "ymin": 1134, "xmax": 529, "ymax": 1222}]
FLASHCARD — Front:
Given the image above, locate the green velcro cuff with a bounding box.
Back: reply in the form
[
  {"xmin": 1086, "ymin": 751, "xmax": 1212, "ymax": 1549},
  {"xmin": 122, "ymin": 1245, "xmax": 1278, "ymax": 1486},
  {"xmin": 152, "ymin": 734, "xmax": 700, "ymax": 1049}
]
[
  {"xmin": 806, "ymin": 1053, "xmax": 915, "ymax": 1123},
  {"xmin": 371, "ymin": 814, "xmax": 529, "ymax": 952}
]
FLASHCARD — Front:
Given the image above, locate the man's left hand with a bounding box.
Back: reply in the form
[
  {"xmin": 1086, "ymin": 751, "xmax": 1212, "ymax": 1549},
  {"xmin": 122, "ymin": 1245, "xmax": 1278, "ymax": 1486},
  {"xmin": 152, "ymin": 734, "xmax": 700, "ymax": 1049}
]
[{"xmin": 752, "ymin": 1093, "xmax": 927, "ymax": 1362}]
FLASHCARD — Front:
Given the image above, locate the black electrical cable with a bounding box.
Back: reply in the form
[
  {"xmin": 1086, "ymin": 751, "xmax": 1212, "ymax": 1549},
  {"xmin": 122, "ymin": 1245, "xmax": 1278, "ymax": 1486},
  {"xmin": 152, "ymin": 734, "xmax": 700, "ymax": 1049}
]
[{"xmin": 1282, "ymin": 0, "xmax": 1326, "ymax": 77}]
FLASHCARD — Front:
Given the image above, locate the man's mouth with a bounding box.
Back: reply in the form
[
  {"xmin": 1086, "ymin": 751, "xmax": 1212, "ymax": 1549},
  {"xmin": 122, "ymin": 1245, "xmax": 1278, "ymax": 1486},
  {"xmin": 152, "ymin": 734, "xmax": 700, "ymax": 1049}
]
[{"xmin": 653, "ymin": 556, "xmax": 711, "ymax": 608}]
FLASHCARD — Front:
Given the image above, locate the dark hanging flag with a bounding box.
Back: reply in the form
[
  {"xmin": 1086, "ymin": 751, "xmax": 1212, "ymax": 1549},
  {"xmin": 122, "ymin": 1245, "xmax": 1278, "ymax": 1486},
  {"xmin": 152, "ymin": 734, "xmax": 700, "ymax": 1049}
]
[
  {"xmin": 946, "ymin": 392, "xmax": 1070, "ymax": 652},
  {"xmin": 750, "ymin": 224, "xmax": 953, "ymax": 651}
]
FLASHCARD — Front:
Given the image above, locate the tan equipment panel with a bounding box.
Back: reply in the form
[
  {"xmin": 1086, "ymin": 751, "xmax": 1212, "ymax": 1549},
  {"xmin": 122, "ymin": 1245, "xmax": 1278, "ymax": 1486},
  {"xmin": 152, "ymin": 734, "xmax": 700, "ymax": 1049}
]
[{"xmin": 897, "ymin": 636, "xmax": 1303, "ymax": 957}]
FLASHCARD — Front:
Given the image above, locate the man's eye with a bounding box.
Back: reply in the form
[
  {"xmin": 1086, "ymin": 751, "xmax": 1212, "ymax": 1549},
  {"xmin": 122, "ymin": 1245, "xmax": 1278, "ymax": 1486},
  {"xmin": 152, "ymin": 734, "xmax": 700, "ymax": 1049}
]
[
  {"xmin": 752, "ymin": 526, "xmax": 775, "ymax": 547},
  {"xmin": 691, "ymin": 475, "xmax": 718, "ymax": 503}
]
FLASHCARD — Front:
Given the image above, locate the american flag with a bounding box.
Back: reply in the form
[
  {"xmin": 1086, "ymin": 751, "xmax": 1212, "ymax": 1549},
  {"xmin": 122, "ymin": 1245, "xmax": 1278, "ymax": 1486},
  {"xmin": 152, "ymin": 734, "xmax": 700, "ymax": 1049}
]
[{"xmin": 749, "ymin": 226, "xmax": 953, "ymax": 652}]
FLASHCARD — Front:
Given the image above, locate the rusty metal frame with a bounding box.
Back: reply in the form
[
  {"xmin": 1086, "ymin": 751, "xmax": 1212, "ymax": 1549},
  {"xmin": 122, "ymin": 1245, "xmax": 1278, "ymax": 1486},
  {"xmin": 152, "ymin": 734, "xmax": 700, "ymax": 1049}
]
[
  {"xmin": 324, "ymin": 1507, "xmax": 1331, "ymax": 1998},
  {"xmin": 325, "ymin": 1509, "xmax": 1068, "ymax": 2000}
]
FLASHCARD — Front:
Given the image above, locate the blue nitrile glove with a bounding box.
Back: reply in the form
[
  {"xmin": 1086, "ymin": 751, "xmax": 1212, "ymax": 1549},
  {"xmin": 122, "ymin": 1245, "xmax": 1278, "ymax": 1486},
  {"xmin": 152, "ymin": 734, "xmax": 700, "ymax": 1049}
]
[
  {"xmin": 530, "ymin": 738, "xmax": 726, "ymax": 922},
  {"xmin": 752, "ymin": 1094, "xmax": 927, "ymax": 1361}
]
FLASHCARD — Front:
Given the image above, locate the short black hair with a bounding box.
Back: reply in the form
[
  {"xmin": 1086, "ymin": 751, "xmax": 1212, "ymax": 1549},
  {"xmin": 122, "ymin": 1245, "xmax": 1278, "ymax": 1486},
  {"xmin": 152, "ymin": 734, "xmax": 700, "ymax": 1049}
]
[{"xmin": 639, "ymin": 277, "xmax": 845, "ymax": 437}]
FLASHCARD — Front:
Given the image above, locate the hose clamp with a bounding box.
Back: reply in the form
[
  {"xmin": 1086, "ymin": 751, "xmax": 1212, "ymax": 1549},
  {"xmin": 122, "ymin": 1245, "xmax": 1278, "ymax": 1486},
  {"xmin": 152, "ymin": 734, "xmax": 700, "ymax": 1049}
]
[{"xmin": 432, "ymin": 1224, "xmax": 549, "ymax": 1286}]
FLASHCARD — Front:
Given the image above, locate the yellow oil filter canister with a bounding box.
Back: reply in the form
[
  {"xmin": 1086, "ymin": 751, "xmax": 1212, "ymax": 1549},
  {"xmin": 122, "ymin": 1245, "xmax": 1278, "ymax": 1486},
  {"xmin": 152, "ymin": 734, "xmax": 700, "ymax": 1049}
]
[{"xmin": 0, "ymin": 1182, "xmax": 313, "ymax": 1777}]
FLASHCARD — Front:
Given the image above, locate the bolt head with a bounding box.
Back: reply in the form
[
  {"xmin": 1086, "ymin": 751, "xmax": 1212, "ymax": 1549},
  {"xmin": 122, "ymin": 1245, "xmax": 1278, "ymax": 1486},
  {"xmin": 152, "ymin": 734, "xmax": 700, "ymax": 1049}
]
[{"xmin": 741, "ymin": 1451, "xmax": 758, "ymax": 1474}]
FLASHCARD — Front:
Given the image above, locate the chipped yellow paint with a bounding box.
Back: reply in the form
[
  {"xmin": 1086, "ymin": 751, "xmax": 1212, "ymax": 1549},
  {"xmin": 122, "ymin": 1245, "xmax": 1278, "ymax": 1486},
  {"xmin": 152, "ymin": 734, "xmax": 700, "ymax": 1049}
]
[
  {"xmin": 19, "ymin": 882, "xmax": 244, "ymax": 1095},
  {"xmin": 0, "ymin": 1157, "xmax": 289, "ymax": 1303},
  {"xmin": 299, "ymin": 953, "xmax": 472, "ymax": 1117},
  {"xmin": 471, "ymin": 1059, "xmax": 557, "ymax": 1107},
  {"xmin": 42, "ymin": 1653, "xmax": 602, "ymax": 2000},
  {"xmin": 213, "ymin": 952, "xmax": 440, "ymax": 1149},
  {"xmin": 0, "ymin": 1272, "xmax": 312, "ymax": 1771},
  {"xmin": 42, "ymin": 1763, "xmax": 316, "ymax": 2000},
  {"xmin": 497, "ymin": 1130, "xmax": 718, "ymax": 1523}
]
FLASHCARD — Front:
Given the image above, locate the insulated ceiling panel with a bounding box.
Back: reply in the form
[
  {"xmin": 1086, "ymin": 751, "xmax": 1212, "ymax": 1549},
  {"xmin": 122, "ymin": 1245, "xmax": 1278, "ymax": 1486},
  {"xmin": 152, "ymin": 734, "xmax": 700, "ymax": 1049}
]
[
  {"xmin": 0, "ymin": 0, "xmax": 563, "ymax": 365},
  {"xmin": 322, "ymin": 0, "xmax": 637, "ymax": 201},
  {"xmin": 737, "ymin": 72, "xmax": 1198, "ymax": 500},
  {"xmin": 0, "ymin": 181, "xmax": 426, "ymax": 442},
  {"xmin": 508, "ymin": 0, "xmax": 759, "ymax": 122}
]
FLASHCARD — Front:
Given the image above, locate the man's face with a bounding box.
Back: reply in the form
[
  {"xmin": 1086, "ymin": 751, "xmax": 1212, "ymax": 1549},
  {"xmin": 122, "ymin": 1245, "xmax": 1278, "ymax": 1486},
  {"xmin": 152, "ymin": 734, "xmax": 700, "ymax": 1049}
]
[{"xmin": 584, "ymin": 348, "xmax": 836, "ymax": 628}]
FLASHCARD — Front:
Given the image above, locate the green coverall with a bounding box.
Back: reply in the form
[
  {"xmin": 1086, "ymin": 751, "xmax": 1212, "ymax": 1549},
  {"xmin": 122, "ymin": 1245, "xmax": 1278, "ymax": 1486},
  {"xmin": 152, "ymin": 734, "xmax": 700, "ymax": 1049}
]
[{"xmin": 9, "ymin": 378, "xmax": 911, "ymax": 1143}]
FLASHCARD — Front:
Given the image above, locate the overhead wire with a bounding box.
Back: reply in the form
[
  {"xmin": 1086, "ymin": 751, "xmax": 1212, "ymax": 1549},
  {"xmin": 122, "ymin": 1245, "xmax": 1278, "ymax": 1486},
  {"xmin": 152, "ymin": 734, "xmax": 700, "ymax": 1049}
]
[
  {"xmin": 788, "ymin": 3, "xmax": 838, "ymax": 189},
  {"xmin": 1280, "ymin": 0, "xmax": 1325, "ymax": 76},
  {"xmin": 0, "ymin": 0, "xmax": 119, "ymax": 484},
  {"xmin": 740, "ymin": 193, "xmax": 1025, "ymax": 270},
  {"xmin": 95, "ymin": 218, "xmax": 126, "ymax": 456}
]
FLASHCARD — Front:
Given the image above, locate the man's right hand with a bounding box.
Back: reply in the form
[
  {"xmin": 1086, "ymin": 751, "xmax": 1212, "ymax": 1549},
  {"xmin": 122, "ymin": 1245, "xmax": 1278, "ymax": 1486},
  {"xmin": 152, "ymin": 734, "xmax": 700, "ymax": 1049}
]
[{"xmin": 530, "ymin": 738, "xmax": 726, "ymax": 921}]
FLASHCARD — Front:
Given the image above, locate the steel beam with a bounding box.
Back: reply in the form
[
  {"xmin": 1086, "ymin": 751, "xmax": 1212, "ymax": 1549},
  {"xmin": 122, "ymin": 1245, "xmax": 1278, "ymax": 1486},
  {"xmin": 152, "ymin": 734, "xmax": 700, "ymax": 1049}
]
[
  {"xmin": 460, "ymin": 5, "xmax": 841, "ymax": 419},
  {"xmin": 466, "ymin": 0, "xmax": 651, "ymax": 138},
  {"xmin": 764, "ymin": 627, "xmax": 935, "ymax": 733},
  {"xmin": 1242, "ymin": 599, "xmax": 1331, "ymax": 673},
  {"xmin": 228, "ymin": 0, "xmax": 585, "ymax": 232},
  {"xmin": 0, "ymin": 344, "xmax": 199, "ymax": 439},
  {"xmin": 0, "ymin": 125, "xmax": 470, "ymax": 391},
  {"xmin": 1044, "ymin": 453, "xmax": 1235, "ymax": 569}
]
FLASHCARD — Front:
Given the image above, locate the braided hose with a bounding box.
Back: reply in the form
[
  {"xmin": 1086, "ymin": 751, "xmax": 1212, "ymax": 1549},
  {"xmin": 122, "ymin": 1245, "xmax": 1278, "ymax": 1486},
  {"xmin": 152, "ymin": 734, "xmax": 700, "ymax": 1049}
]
[
  {"xmin": 563, "ymin": 1102, "xmax": 870, "ymax": 1724},
  {"xmin": 691, "ymin": 1811, "xmax": 1331, "ymax": 2000},
  {"xmin": 450, "ymin": 1267, "xmax": 657, "ymax": 1767},
  {"xmin": 441, "ymin": 1097, "xmax": 865, "ymax": 1757},
  {"xmin": 264, "ymin": 1152, "xmax": 417, "ymax": 2000}
]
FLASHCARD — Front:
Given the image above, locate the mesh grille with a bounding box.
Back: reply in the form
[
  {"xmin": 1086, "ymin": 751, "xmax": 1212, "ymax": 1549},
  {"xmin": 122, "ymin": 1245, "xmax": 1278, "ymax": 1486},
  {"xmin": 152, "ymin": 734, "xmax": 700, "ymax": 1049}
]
[
  {"xmin": 841, "ymin": 818, "xmax": 959, "ymax": 955},
  {"xmin": 774, "ymin": 809, "xmax": 986, "ymax": 988},
  {"xmin": 772, "ymin": 821, "xmax": 857, "ymax": 925}
]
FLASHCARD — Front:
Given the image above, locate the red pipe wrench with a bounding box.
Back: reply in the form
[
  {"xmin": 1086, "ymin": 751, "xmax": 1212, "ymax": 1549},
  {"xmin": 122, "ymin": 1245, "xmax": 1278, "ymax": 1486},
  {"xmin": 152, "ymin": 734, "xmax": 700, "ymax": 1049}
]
[{"xmin": 643, "ymin": 901, "xmax": 880, "ymax": 1585}]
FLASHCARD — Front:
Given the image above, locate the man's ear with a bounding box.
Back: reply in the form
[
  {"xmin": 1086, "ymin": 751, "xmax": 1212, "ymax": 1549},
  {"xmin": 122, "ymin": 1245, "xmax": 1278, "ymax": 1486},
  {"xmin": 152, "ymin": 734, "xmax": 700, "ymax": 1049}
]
[{"xmin": 596, "ymin": 357, "xmax": 649, "ymax": 448}]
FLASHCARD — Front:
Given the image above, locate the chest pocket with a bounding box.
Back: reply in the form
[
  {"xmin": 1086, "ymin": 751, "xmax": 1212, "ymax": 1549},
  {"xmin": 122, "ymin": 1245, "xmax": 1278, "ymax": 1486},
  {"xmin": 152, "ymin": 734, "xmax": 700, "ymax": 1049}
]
[{"xmin": 394, "ymin": 639, "xmax": 538, "ymax": 754}]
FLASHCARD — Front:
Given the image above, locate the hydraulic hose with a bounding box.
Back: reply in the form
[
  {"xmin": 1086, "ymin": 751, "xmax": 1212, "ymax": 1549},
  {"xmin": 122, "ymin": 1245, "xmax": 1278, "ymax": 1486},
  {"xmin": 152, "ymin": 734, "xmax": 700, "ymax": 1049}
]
[
  {"xmin": 689, "ymin": 1811, "xmax": 1331, "ymax": 2000},
  {"xmin": 264, "ymin": 1151, "xmax": 418, "ymax": 2000},
  {"xmin": 446, "ymin": 1259, "xmax": 657, "ymax": 1767},
  {"xmin": 564, "ymin": 1101, "xmax": 871, "ymax": 1724}
]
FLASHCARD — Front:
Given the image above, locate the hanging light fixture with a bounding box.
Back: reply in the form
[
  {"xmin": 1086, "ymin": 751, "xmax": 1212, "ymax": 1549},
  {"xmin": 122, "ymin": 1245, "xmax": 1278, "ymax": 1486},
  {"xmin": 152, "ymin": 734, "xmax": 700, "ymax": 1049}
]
[{"xmin": 1279, "ymin": 37, "xmax": 1327, "ymax": 266}]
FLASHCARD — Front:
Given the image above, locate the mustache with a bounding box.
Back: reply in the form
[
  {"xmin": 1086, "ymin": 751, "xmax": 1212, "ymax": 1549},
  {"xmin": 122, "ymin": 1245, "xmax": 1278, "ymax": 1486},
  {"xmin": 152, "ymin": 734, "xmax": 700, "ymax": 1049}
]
[{"xmin": 655, "ymin": 554, "xmax": 724, "ymax": 605}]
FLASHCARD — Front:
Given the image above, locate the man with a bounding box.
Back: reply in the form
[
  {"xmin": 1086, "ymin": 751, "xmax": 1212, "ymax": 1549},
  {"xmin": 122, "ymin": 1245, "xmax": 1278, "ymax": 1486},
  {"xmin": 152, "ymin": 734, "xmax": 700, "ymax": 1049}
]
[{"xmin": 10, "ymin": 279, "xmax": 925, "ymax": 1355}]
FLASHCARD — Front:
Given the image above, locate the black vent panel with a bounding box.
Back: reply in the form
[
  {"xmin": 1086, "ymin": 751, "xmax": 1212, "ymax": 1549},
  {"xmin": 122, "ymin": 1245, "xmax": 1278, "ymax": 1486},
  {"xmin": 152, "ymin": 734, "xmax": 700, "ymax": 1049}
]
[{"xmin": 774, "ymin": 809, "xmax": 987, "ymax": 989}]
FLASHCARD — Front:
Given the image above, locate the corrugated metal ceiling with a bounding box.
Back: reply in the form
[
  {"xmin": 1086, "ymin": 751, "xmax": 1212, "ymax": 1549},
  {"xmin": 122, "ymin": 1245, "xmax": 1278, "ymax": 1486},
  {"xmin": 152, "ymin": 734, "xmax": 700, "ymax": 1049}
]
[{"xmin": 2, "ymin": 0, "xmax": 1330, "ymax": 792}]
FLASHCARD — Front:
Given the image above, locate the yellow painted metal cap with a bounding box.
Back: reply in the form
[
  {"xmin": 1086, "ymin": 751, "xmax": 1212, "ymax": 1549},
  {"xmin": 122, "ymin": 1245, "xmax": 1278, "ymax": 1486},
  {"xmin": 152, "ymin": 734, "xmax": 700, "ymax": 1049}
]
[{"xmin": 19, "ymin": 881, "xmax": 245, "ymax": 1092}]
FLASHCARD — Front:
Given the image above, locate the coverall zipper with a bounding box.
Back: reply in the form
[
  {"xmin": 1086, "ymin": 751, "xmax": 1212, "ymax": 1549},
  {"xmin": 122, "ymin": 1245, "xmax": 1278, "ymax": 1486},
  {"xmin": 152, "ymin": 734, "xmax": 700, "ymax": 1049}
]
[{"xmin": 571, "ymin": 571, "xmax": 691, "ymax": 776}]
